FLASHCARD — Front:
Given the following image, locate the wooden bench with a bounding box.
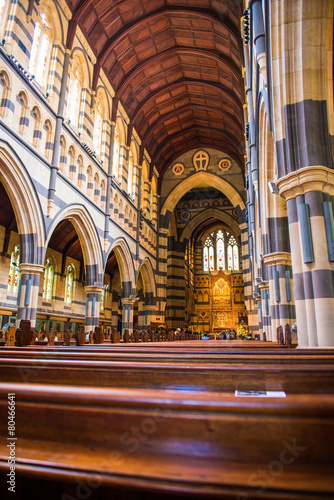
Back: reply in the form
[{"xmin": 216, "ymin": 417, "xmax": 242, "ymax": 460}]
[
  {"xmin": 1, "ymin": 354, "xmax": 334, "ymax": 394},
  {"xmin": 0, "ymin": 382, "xmax": 333, "ymax": 499}
]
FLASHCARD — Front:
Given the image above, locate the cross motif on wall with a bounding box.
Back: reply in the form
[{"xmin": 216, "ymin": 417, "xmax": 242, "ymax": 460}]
[{"xmin": 193, "ymin": 150, "xmax": 209, "ymax": 171}]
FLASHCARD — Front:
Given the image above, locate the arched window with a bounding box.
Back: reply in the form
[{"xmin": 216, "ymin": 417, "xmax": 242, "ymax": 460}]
[
  {"xmin": 128, "ymin": 152, "xmax": 133, "ymax": 196},
  {"xmin": 32, "ymin": 106, "xmax": 42, "ymax": 148},
  {"xmin": 65, "ymin": 264, "xmax": 75, "ymax": 305},
  {"xmin": 100, "ymin": 288, "xmax": 105, "ymax": 312},
  {"xmin": 203, "ymin": 229, "xmax": 239, "ymax": 272},
  {"xmin": 93, "ymin": 96, "xmax": 103, "ymax": 156},
  {"xmin": 0, "ymin": 0, "xmax": 10, "ymax": 44},
  {"xmin": 7, "ymin": 245, "xmax": 20, "ymax": 295},
  {"xmin": 18, "ymin": 91, "xmax": 29, "ymax": 135},
  {"xmin": 66, "ymin": 59, "xmax": 82, "ymax": 128},
  {"xmin": 43, "ymin": 258, "xmax": 54, "ymax": 301},
  {"xmin": 68, "ymin": 145, "xmax": 76, "ymax": 181},
  {"xmin": 113, "ymin": 130, "xmax": 120, "ymax": 180},
  {"xmin": 228, "ymin": 235, "xmax": 239, "ymax": 271},
  {"xmin": 86, "ymin": 166, "xmax": 93, "ymax": 196},
  {"xmin": 0, "ymin": 70, "xmax": 11, "ymax": 117},
  {"xmin": 203, "ymin": 236, "xmax": 214, "ymax": 272},
  {"xmin": 94, "ymin": 173, "xmax": 100, "ymax": 203},
  {"xmin": 44, "ymin": 119, "xmax": 53, "ymax": 160},
  {"xmin": 216, "ymin": 230, "xmax": 225, "ymax": 270},
  {"xmin": 100, "ymin": 180, "xmax": 106, "ymax": 208},
  {"xmin": 29, "ymin": 11, "xmax": 51, "ymax": 87},
  {"xmin": 59, "ymin": 135, "xmax": 67, "ymax": 174}
]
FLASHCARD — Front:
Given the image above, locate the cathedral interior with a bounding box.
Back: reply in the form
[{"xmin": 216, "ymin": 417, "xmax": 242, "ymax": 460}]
[{"xmin": 0, "ymin": 0, "xmax": 333, "ymax": 499}]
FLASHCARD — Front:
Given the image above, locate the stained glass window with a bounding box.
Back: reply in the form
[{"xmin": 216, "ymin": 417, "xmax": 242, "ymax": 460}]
[
  {"xmin": 43, "ymin": 258, "xmax": 54, "ymax": 301},
  {"xmin": 65, "ymin": 264, "xmax": 74, "ymax": 305},
  {"xmin": 128, "ymin": 153, "xmax": 133, "ymax": 196},
  {"xmin": 227, "ymin": 245, "xmax": 233, "ymax": 270},
  {"xmin": 113, "ymin": 131, "xmax": 120, "ymax": 180},
  {"xmin": 203, "ymin": 229, "xmax": 239, "ymax": 272},
  {"xmin": 203, "ymin": 236, "xmax": 214, "ymax": 271},
  {"xmin": 216, "ymin": 230, "xmax": 225, "ymax": 270},
  {"xmin": 29, "ymin": 12, "xmax": 51, "ymax": 87},
  {"xmin": 67, "ymin": 60, "xmax": 82, "ymax": 127},
  {"xmin": 0, "ymin": 0, "xmax": 6, "ymax": 21},
  {"xmin": 8, "ymin": 245, "xmax": 20, "ymax": 294},
  {"xmin": 100, "ymin": 289, "xmax": 105, "ymax": 312},
  {"xmin": 228, "ymin": 236, "xmax": 238, "ymax": 271},
  {"xmin": 93, "ymin": 97, "xmax": 103, "ymax": 156}
]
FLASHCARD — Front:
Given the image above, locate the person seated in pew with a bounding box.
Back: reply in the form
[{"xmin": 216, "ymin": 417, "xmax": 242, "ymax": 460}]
[{"xmin": 201, "ymin": 333, "xmax": 210, "ymax": 340}]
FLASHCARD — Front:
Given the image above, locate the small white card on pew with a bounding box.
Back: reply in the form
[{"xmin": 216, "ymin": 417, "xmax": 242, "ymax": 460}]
[{"xmin": 235, "ymin": 390, "xmax": 286, "ymax": 397}]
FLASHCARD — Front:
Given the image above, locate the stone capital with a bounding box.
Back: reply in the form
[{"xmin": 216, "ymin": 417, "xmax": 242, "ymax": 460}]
[
  {"xmin": 277, "ymin": 166, "xmax": 334, "ymax": 200},
  {"xmin": 19, "ymin": 263, "xmax": 45, "ymax": 275},
  {"xmin": 263, "ymin": 252, "xmax": 292, "ymax": 267},
  {"xmin": 121, "ymin": 297, "xmax": 136, "ymax": 305},
  {"xmin": 85, "ymin": 285, "xmax": 103, "ymax": 294},
  {"xmin": 258, "ymin": 280, "xmax": 269, "ymax": 291}
]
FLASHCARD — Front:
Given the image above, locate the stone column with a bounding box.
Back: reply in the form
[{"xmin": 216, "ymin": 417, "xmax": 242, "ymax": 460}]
[
  {"xmin": 240, "ymin": 222, "xmax": 257, "ymax": 333},
  {"xmin": 258, "ymin": 281, "xmax": 272, "ymax": 341},
  {"xmin": 121, "ymin": 297, "xmax": 135, "ymax": 337},
  {"xmin": 263, "ymin": 252, "xmax": 296, "ymax": 340},
  {"xmin": 16, "ymin": 264, "xmax": 44, "ymax": 328},
  {"xmin": 85, "ymin": 285, "xmax": 103, "ymax": 333},
  {"xmin": 278, "ymin": 166, "xmax": 334, "ymax": 347},
  {"xmin": 110, "ymin": 290, "xmax": 119, "ymax": 329},
  {"xmin": 255, "ymin": 295, "xmax": 263, "ymax": 339},
  {"xmin": 156, "ymin": 227, "xmax": 168, "ymax": 320}
]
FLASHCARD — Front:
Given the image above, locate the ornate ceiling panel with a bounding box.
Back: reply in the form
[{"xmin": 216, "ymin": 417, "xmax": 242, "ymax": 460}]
[{"xmin": 65, "ymin": 0, "xmax": 245, "ymax": 177}]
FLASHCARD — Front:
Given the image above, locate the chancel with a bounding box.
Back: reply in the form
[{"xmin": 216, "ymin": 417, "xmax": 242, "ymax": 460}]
[{"xmin": 0, "ymin": 0, "xmax": 333, "ymax": 499}]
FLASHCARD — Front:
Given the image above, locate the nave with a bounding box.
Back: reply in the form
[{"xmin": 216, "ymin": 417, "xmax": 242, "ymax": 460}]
[{"xmin": 1, "ymin": 340, "xmax": 334, "ymax": 500}]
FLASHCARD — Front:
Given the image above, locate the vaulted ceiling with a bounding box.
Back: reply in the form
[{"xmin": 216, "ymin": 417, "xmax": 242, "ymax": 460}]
[{"xmin": 65, "ymin": 0, "xmax": 245, "ymax": 178}]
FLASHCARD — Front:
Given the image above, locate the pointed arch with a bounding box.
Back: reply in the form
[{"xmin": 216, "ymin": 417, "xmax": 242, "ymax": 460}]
[
  {"xmin": 46, "ymin": 204, "xmax": 103, "ymax": 285},
  {"xmin": 161, "ymin": 171, "xmax": 245, "ymax": 217},
  {"xmin": 105, "ymin": 238, "xmax": 135, "ymax": 292},
  {"xmin": 0, "ymin": 142, "xmax": 45, "ymax": 264},
  {"xmin": 180, "ymin": 208, "xmax": 241, "ymax": 243},
  {"xmin": 137, "ymin": 257, "xmax": 157, "ymax": 302}
]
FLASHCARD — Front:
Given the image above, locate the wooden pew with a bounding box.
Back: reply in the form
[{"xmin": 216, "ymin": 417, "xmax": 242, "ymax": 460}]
[
  {"xmin": 1, "ymin": 355, "xmax": 334, "ymax": 394},
  {"xmin": 0, "ymin": 382, "xmax": 333, "ymax": 499}
]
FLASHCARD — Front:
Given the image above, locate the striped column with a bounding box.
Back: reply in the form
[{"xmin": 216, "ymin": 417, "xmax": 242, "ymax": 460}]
[
  {"xmin": 156, "ymin": 228, "xmax": 169, "ymax": 319},
  {"xmin": 278, "ymin": 167, "xmax": 334, "ymax": 347},
  {"xmin": 255, "ymin": 296, "xmax": 263, "ymax": 339},
  {"xmin": 239, "ymin": 222, "xmax": 257, "ymax": 332},
  {"xmin": 166, "ymin": 238, "xmax": 187, "ymax": 329},
  {"xmin": 121, "ymin": 298, "xmax": 135, "ymax": 337},
  {"xmin": 85, "ymin": 285, "xmax": 102, "ymax": 332},
  {"xmin": 16, "ymin": 264, "xmax": 44, "ymax": 328},
  {"xmin": 263, "ymin": 252, "xmax": 296, "ymax": 340},
  {"xmin": 258, "ymin": 281, "xmax": 272, "ymax": 340},
  {"xmin": 110, "ymin": 290, "xmax": 119, "ymax": 329}
]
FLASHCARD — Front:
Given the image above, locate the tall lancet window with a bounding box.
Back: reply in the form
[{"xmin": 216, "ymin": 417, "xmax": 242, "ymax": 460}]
[
  {"xmin": 228, "ymin": 236, "xmax": 239, "ymax": 271},
  {"xmin": 113, "ymin": 130, "xmax": 120, "ymax": 180},
  {"xmin": 216, "ymin": 230, "xmax": 225, "ymax": 270},
  {"xmin": 29, "ymin": 11, "xmax": 51, "ymax": 87},
  {"xmin": 93, "ymin": 96, "xmax": 103, "ymax": 156},
  {"xmin": 43, "ymin": 258, "xmax": 54, "ymax": 301},
  {"xmin": 65, "ymin": 264, "xmax": 75, "ymax": 305},
  {"xmin": 203, "ymin": 236, "xmax": 214, "ymax": 272},
  {"xmin": 8, "ymin": 245, "xmax": 20, "ymax": 295},
  {"xmin": 66, "ymin": 59, "xmax": 82, "ymax": 128}
]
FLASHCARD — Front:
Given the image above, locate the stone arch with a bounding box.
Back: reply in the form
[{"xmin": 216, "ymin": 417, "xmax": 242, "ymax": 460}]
[
  {"xmin": 116, "ymin": 115, "xmax": 126, "ymax": 145},
  {"xmin": 0, "ymin": 142, "xmax": 45, "ymax": 264},
  {"xmin": 46, "ymin": 204, "xmax": 103, "ymax": 285},
  {"xmin": 180, "ymin": 208, "xmax": 240, "ymax": 243},
  {"xmin": 161, "ymin": 171, "xmax": 245, "ymax": 218},
  {"xmin": 106, "ymin": 238, "xmax": 135, "ymax": 295},
  {"xmin": 137, "ymin": 258, "xmax": 157, "ymax": 301}
]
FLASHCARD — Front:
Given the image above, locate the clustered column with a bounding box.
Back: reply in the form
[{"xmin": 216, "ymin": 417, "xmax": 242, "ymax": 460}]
[
  {"xmin": 85, "ymin": 285, "xmax": 102, "ymax": 333},
  {"xmin": 278, "ymin": 167, "xmax": 334, "ymax": 347},
  {"xmin": 16, "ymin": 264, "xmax": 44, "ymax": 328}
]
